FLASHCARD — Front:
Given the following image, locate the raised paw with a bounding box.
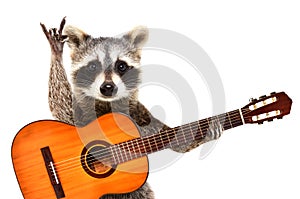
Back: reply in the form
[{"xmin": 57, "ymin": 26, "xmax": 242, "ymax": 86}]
[{"xmin": 40, "ymin": 17, "xmax": 68, "ymax": 56}]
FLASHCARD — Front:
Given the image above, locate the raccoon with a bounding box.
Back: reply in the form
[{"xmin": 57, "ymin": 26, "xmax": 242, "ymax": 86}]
[{"xmin": 41, "ymin": 18, "xmax": 222, "ymax": 199}]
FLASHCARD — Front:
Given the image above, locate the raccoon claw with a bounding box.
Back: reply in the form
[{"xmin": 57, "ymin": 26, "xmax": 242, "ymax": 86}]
[
  {"xmin": 58, "ymin": 16, "xmax": 66, "ymax": 36},
  {"xmin": 204, "ymin": 119, "xmax": 223, "ymax": 142},
  {"xmin": 49, "ymin": 26, "xmax": 68, "ymax": 42},
  {"xmin": 40, "ymin": 17, "xmax": 67, "ymax": 56}
]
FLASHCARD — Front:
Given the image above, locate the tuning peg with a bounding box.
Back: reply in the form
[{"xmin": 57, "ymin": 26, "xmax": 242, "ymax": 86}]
[
  {"xmin": 259, "ymin": 95, "xmax": 267, "ymax": 99},
  {"xmin": 249, "ymin": 98, "xmax": 257, "ymax": 103},
  {"xmin": 270, "ymin": 92, "xmax": 276, "ymax": 95},
  {"xmin": 258, "ymin": 121, "xmax": 264, "ymax": 125},
  {"xmin": 268, "ymin": 118, "xmax": 273, "ymax": 122},
  {"xmin": 277, "ymin": 116, "xmax": 283, "ymax": 119}
]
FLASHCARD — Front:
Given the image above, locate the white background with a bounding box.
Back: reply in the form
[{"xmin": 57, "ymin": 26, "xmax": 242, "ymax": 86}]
[{"xmin": 1, "ymin": 0, "xmax": 300, "ymax": 198}]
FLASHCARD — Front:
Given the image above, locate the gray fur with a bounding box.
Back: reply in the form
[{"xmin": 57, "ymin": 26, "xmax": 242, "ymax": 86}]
[{"xmin": 43, "ymin": 21, "xmax": 222, "ymax": 199}]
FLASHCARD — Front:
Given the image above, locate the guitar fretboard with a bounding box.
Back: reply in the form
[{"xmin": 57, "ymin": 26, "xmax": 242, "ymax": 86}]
[{"xmin": 106, "ymin": 109, "xmax": 244, "ymax": 165}]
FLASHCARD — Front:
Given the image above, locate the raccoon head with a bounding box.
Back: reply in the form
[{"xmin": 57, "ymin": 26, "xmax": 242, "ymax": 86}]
[{"xmin": 64, "ymin": 25, "xmax": 149, "ymax": 102}]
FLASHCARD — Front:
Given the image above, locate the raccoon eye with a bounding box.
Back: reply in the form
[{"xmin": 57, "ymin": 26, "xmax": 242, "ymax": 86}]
[
  {"xmin": 116, "ymin": 60, "xmax": 129, "ymax": 73},
  {"xmin": 87, "ymin": 62, "xmax": 98, "ymax": 72}
]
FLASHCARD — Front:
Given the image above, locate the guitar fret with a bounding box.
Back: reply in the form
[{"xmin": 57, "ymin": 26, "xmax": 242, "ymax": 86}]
[
  {"xmin": 226, "ymin": 112, "xmax": 233, "ymax": 129},
  {"xmin": 167, "ymin": 130, "xmax": 173, "ymax": 148},
  {"xmin": 125, "ymin": 142, "xmax": 132, "ymax": 162},
  {"xmin": 192, "ymin": 120, "xmax": 202, "ymax": 141},
  {"xmin": 230, "ymin": 110, "xmax": 243, "ymax": 128},
  {"xmin": 187, "ymin": 123, "xmax": 195, "ymax": 144},
  {"xmin": 230, "ymin": 110, "xmax": 239, "ymax": 128},
  {"xmin": 205, "ymin": 118, "xmax": 210, "ymax": 132},
  {"xmin": 146, "ymin": 136, "xmax": 153, "ymax": 153},
  {"xmin": 174, "ymin": 129, "xmax": 180, "ymax": 146},
  {"xmin": 166, "ymin": 130, "xmax": 174, "ymax": 148},
  {"xmin": 152, "ymin": 135, "xmax": 159, "ymax": 151},
  {"xmin": 112, "ymin": 145, "xmax": 120, "ymax": 164},
  {"xmin": 118, "ymin": 145, "xmax": 124, "ymax": 163},
  {"xmin": 110, "ymin": 147, "xmax": 117, "ymax": 165},
  {"xmin": 161, "ymin": 129, "xmax": 173, "ymax": 149},
  {"xmin": 181, "ymin": 126, "xmax": 187, "ymax": 143},
  {"xmin": 159, "ymin": 133, "xmax": 165, "ymax": 149},
  {"xmin": 129, "ymin": 140, "xmax": 135, "ymax": 159},
  {"xmin": 196, "ymin": 120, "xmax": 204, "ymax": 140},
  {"xmin": 239, "ymin": 109, "xmax": 245, "ymax": 124},
  {"xmin": 122, "ymin": 143, "xmax": 128, "ymax": 163},
  {"xmin": 115, "ymin": 146, "xmax": 121, "ymax": 162},
  {"xmin": 110, "ymin": 109, "xmax": 245, "ymax": 164},
  {"xmin": 133, "ymin": 139, "xmax": 141, "ymax": 158},
  {"xmin": 141, "ymin": 138, "xmax": 147, "ymax": 154}
]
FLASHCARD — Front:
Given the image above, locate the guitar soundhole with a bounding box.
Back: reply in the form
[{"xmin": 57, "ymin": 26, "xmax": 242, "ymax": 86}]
[{"xmin": 81, "ymin": 140, "xmax": 116, "ymax": 178}]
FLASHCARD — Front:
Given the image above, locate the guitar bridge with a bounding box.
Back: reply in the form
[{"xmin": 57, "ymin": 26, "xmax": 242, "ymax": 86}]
[{"xmin": 41, "ymin": 146, "xmax": 65, "ymax": 198}]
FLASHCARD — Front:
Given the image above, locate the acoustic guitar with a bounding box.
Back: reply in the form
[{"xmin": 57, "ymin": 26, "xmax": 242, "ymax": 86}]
[{"xmin": 11, "ymin": 91, "xmax": 292, "ymax": 199}]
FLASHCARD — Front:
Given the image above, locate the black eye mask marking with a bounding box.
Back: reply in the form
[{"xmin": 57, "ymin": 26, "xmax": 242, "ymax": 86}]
[
  {"xmin": 119, "ymin": 67, "xmax": 141, "ymax": 91},
  {"xmin": 73, "ymin": 60, "xmax": 102, "ymax": 88},
  {"xmin": 111, "ymin": 59, "xmax": 140, "ymax": 91},
  {"xmin": 115, "ymin": 60, "xmax": 129, "ymax": 74}
]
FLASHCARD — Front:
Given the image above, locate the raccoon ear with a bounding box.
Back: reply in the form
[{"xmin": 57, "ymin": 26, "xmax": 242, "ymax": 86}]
[
  {"xmin": 124, "ymin": 26, "xmax": 149, "ymax": 49},
  {"xmin": 64, "ymin": 25, "xmax": 90, "ymax": 49}
]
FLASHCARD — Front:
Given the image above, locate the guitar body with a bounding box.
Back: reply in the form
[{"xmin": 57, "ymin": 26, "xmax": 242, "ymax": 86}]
[{"xmin": 11, "ymin": 113, "xmax": 148, "ymax": 199}]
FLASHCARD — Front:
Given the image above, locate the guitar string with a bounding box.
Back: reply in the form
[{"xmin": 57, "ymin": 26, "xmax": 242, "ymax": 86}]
[
  {"xmin": 53, "ymin": 109, "xmax": 250, "ymax": 173},
  {"xmin": 81, "ymin": 110, "xmax": 245, "ymax": 165},
  {"xmin": 54, "ymin": 113, "xmax": 257, "ymax": 176},
  {"xmin": 53, "ymin": 109, "xmax": 245, "ymax": 169},
  {"xmin": 54, "ymin": 109, "xmax": 251, "ymax": 174},
  {"xmin": 52, "ymin": 109, "xmax": 251, "ymax": 174}
]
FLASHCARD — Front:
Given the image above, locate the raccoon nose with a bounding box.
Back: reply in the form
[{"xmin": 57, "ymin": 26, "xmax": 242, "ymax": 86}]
[{"xmin": 100, "ymin": 82, "xmax": 118, "ymax": 97}]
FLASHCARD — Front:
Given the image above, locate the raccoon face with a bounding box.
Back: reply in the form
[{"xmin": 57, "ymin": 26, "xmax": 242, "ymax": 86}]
[{"xmin": 64, "ymin": 25, "xmax": 148, "ymax": 102}]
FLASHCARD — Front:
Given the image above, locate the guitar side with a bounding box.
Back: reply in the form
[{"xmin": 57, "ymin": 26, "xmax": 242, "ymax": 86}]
[{"xmin": 11, "ymin": 113, "xmax": 149, "ymax": 199}]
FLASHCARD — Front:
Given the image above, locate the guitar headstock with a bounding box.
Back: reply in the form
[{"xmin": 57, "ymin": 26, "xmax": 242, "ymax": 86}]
[{"xmin": 242, "ymin": 92, "xmax": 292, "ymax": 124}]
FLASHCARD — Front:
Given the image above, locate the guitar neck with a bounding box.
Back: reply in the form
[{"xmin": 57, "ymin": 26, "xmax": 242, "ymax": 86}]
[{"xmin": 109, "ymin": 109, "xmax": 245, "ymax": 165}]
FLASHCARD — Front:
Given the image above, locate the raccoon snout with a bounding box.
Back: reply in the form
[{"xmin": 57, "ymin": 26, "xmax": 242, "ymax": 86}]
[{"xmin": 100, "ymin": 82, "xmax": 118, "ymax": 97}]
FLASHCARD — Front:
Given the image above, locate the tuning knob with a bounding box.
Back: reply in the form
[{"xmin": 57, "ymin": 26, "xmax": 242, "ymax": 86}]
[
  {"xmin": 268, "ymin": 118, "xmax": 273, "ymax": 122},
  {"xmin": 259, "ymin": 95, "xmax": 267, "ymax": 99},
  {"xmin": 258, "ymin": 121, "xmax": 264, "ymax": 125},
  {"xmin": 277, "ymin": 116, "xmax": 283, "ymax": 119},
  {"xmin": 270, "ymin": 92, "xmax": 276, "ymax": 95},
  {"xmin": 249, "ymin": 98, "xmax": 257, "ymax": 103}
]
